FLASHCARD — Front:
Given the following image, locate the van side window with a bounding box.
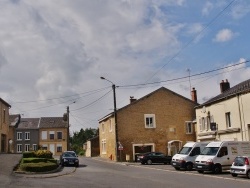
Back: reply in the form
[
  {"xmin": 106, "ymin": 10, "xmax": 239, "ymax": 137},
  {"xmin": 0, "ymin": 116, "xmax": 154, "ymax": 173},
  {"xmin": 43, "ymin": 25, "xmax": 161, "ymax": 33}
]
[
  {"xmin": 218, "ymin": 147, "xmax": 228, "ymax": 157},
  {"xmin": 191, "ymin": 147, "xmax": 200, "ymax": 156}
]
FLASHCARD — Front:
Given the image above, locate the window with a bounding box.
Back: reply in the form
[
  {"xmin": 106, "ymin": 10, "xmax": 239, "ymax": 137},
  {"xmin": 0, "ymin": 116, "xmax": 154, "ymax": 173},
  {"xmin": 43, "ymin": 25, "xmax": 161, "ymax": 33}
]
[
  {"xmin": 109, "ymin": 119, "xmax": 112, "ymax": 132},
  {"xmin": 42, "ymin": 131, "xmax": 47, "ymax": 140},
  {"xmin": 25, "ymin": 144, "xmax": 30, "ymax": 152},
  {"xmin": 57, "ymin": 144, "xmax": 62, "ymax": 152},
  {"xmin": 206, "ymin": 116, "xmax": 211, "ymax": 130},
  {"xmin": 3, "ymin": 109, "xmax": 6, "ymax": 123},
  {"xmin": 101, "ymin": 139, "xmax": 106, "ymax": 154},
  {"xmin": 102, "ymin": 123, "xmax": 105, "ymax": 133},
  {"xmin": 33, "ymin": 144, "xmax": 37, "ymax": 151},
  {"xmin": 144, "ymin": 114, "xmax": 156, "ymax": 128},
  {"xmin": 226, "ymin": 112, "xmax": 231, "ymax": 128},
  {"xmin": 57, "ymin": 131, "xmax": 62, "ymax": 139},
  {"xmin": 185, "ymin": 121, "xmax": 193, "ymax": 134},
  {"xmin": 42, "ymin": 144, "xmax": 48, "ymax": 150},
  {"xmin": 17, "ymin": 144, "xmax": 22, "ymax": 153},
  {"xmin": 49, "ymin": 131, "xmax": 55, "ymax": 140},
  {"xmin": 17, "ymin": 132, "xmax": 22, "ymax": 141},
  {"xmin": 201, "ymin": 117, "xmax": 205, "ymax": 131},
  {"xmin": 25, "ymin": 132, "xmax": 30, "ymax": 140}
]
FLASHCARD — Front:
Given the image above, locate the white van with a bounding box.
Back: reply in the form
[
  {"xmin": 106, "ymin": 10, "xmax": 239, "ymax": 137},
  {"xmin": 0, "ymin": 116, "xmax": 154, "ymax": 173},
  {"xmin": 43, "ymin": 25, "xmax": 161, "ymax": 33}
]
[
  {"xmin": 195, "ymin": 141, "xmax": 250, "ymax": 174},
  {"xmin": 171, "ymin": 142, "xmax": 208, "ymax": 171}
]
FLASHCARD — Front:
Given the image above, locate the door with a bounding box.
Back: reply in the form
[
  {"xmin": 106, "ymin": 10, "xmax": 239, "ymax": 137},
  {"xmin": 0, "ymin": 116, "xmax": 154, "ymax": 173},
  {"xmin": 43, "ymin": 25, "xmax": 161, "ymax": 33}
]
[{"xmin": 49, "ymin": 144, "xmax": 55, "ymax": 155}]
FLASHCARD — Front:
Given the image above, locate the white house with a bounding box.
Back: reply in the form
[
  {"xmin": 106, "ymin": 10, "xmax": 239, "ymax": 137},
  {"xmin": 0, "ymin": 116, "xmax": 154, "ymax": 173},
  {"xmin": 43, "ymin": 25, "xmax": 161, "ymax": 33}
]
[{"xmin": 195, "ymin": 79, "xmax": 250, "ymax": 142}]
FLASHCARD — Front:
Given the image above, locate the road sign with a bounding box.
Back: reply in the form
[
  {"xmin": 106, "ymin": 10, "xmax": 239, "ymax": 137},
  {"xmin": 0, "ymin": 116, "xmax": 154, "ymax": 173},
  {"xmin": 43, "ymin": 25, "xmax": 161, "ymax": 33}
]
[{"xmin": 118, "ymin": 145, "xmax": 123, "ymax": 150}]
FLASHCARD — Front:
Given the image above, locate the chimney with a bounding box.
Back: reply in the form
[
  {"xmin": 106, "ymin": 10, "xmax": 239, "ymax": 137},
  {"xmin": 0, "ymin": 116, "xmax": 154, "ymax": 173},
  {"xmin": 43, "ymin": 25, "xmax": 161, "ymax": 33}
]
[
  {"xmin": 130, "ymin": 96, "xmax": 137, "ymax": 104},
  {"xmin": 220, "ymin": 79, "xmax": 230, "ymax": 93},
  {"xmin": 191, "ymin": 87, "xmax": 197, "ymax": 103}
]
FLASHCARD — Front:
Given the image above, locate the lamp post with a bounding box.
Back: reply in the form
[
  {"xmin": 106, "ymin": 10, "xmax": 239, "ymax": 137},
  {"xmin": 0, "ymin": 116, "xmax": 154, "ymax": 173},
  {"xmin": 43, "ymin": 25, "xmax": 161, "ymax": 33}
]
[{"xmin": 100, "ymin": 76, "xmax": 118, "ymax": 161}]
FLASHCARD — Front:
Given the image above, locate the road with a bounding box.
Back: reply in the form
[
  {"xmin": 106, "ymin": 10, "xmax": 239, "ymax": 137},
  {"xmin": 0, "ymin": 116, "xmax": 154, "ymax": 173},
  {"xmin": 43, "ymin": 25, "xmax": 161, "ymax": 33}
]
[{"xmin": 1, "ymin": 155, "xmax": 250, "ymax": 188}]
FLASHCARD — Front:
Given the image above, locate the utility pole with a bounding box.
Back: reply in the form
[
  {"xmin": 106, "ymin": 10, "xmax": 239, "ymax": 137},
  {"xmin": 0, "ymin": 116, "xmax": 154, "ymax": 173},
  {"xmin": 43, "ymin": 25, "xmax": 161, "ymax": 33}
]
[{"xmin": 67, "ymin": 106, "xmax": 70, "ymax": 151}]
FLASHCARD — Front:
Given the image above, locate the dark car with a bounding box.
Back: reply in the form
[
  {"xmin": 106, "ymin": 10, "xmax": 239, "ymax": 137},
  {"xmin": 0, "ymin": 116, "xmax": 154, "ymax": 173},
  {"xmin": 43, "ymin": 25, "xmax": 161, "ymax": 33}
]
[
  {"xmin": 138, "ymin": 152, "xmax": 172, "ymax": 165},
  {"xmin": 60, "ymin": 151, "xmax": 79, "ymax": 167}
]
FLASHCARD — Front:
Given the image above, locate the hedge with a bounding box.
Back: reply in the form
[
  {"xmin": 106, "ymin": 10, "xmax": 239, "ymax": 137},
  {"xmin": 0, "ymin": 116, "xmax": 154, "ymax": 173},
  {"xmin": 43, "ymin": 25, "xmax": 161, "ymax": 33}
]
[
  {"xmin": 22, "ymin": 158, "xmax": 58, "ymax": 164},
  {"xmin": 20, "ymin": 162, "xmax": 59, "ymax": 172}
]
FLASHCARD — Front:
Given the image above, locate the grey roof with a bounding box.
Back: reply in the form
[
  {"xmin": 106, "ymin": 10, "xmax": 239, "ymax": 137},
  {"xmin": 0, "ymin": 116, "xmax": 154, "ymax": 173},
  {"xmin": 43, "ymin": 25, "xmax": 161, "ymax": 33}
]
[
  {"xmin": 9, "ymin": 114, "xmax": 21, "ymax": 127},
  {"xmin": 39, "ymin": 117, "xmax": 68, "ymax": 128},
  {"xmin": 197, "ymin": 78, "xmax": 250, "ymax": 107},
  {"xmin": 17, "ymin": 118, "xmax": 40, "ymax": 129}
]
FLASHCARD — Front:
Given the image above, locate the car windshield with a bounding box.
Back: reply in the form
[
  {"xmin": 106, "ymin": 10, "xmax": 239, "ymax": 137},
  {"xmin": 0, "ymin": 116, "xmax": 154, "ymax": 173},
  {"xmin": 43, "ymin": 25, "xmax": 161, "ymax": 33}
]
[
  {"xmin": 200, "ymin": 147, "xmax": 219, "ymax": 156},
  {"xmin": 178, "ymin": 147, "xmax": 192, "ymax": 155},
  {"xmin": 63, "ymin": 152, "xmax": 77, "ymax": 157}
]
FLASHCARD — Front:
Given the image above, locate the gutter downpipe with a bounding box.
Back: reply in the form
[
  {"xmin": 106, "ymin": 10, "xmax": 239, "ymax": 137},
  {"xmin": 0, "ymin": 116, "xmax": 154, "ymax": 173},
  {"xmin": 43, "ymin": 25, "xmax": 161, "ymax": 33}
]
[{"xmin": 237, "ymin": 94, "xmax": 244, "ymax": 141}]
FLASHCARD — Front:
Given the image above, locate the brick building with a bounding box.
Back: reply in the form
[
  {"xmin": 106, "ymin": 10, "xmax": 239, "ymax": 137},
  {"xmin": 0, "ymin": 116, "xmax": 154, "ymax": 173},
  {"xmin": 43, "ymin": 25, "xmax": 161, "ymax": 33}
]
[{"xmin": 99, "ymin": 87, "xmax": 198, "ymax": 161}]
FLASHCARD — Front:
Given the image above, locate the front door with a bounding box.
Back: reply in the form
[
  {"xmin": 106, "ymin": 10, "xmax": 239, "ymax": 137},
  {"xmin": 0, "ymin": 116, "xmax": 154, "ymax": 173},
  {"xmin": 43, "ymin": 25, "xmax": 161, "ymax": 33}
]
[
  {"xmin": 49, "ymin": 144, "xmax": 55, "ymax": 155},
  {"xmin": 1, "ymin": 134, "xmax": 6, "ymax": 152}
]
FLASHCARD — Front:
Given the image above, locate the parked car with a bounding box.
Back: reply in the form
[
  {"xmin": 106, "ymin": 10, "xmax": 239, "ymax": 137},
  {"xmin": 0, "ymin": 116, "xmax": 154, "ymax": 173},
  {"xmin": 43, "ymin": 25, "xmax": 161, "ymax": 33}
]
[
  {"xmin": 230, "ymin": 156, "xmax": 250, "ymax": 179},
  {"xmin": 138, "ymin": 152, "xmax": 172, "ymax": 165},
  {"xmin": 60, "ymin": 151, "xmax": 79, "ymax": 167}
]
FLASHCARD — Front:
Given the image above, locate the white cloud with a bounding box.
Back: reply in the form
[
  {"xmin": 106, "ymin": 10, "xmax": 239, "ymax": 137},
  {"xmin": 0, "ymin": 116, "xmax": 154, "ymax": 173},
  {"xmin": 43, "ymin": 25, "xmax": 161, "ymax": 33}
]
[
  {"xmin": 202, "ymin": 1, "xmax": 213, "ymax": 16},
  {"xmin": 213, "ymin": 29, "xmax": 234, "ymax": 42}
]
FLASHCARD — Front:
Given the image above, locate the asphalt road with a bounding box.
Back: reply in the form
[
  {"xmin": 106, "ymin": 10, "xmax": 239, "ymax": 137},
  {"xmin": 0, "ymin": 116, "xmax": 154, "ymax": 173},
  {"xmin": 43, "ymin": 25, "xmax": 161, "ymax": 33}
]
[{"xmin": 1, "ymin": 154, "xmax": 250, "ymax": 188}]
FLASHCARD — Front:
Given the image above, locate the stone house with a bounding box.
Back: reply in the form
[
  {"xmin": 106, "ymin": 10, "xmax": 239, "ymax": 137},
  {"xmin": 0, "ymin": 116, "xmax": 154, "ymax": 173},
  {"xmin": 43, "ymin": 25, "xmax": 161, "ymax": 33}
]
[
  {"xmin": 39, "ymin": 117, "xmax": 68, "ymax": 155},
  {"xmin": 0, "ymin": 98, "xmax": 11, "ymax": 153},
  {"xmin": 14, "ymin": 118, "xmax": 39, "ymax": 153},
  {"xmin": 84, "ymin": 135, "xmax": 100, "ymax": 157},
  {"xmin": 99, "ymin": 87, "xmax": 198, "ymax": 161},
  {"xmin": 196, "ymin": 79, "xmax": 250, "ymax": 142}
]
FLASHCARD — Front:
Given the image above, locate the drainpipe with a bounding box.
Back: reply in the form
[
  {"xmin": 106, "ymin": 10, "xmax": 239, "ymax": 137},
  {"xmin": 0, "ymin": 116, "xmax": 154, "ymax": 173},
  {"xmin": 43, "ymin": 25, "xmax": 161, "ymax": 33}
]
[{"xmin": 237, "ymin": 94, "xmax": 244, "ymax": 141}]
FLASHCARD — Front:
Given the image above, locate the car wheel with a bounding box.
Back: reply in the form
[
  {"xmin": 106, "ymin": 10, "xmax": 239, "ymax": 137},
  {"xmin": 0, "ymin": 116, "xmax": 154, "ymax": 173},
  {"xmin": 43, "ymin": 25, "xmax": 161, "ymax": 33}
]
[
  {"xmin": 141, "ymin": 162, "xmax": 145, "ymax": 165},
  {"xmin": 186, "ymin": 163, "xmax": 193, "ymax": 171},
  {"xmin": 75, "ymin": 164, "xmax": 79, "ymax": 167},
  {"xmin": 246, "ymin": 170, "xmax": 250, "ymax": 179},
  {"xmin": 198, "ymin": 170, "xmax": 204, "ymax": 173},
  {"xmin": 147, "ymin": 159, "xmax": 152, "ymax": 165},
  {"xmin": 213, "ymin": 165, "xmax": 222, "ymax": 174},
  {"xmin": 231, "ymin": 173, "xmax": 238, "ymax": 177},
  {"xmin": 174, "ymin": 167, "xmax": 180, "ymax": 170}
]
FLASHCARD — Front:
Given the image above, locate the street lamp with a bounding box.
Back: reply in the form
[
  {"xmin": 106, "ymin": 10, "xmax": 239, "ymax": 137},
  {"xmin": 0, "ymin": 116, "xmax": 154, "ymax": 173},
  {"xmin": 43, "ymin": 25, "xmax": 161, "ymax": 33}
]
[{"xmin": 100, "ymin": 76, "xmax": 118, "ymax": 161}]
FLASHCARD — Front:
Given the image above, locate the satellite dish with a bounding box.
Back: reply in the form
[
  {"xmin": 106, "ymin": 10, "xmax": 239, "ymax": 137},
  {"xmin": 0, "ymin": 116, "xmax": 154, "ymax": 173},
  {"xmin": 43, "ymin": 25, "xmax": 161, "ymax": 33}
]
[{"xmin": 202, "ymin": 106, "xmax": 206, "ymax": 113}]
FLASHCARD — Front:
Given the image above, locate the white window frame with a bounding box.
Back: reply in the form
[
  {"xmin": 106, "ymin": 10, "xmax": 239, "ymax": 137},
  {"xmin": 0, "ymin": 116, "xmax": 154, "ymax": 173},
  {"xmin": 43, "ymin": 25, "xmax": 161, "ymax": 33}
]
[
  {"xmin": 144, "ymin": 114, "xmax": 156, "ymax": 128},
  {"xmin": 185, "ymin": 121, "xmax": 193, "ymax": 134},
  {"xmin": 17, "ymin": 144, "xmax": 22, "ymax": 153},
  {"xmin": 25, "ymin": 144, "xmax": 30, "ymax": 152},
  {"xmin": 226, "ymin": 112, "xmax": 231, "ymax": 128},
  {"xmin": 42, "ymin": 144, "xmax": 48, "ymax": 150},
  {"xmin": 201, "ymin": 117, "xmax": 205, "ymax": 132},
  {"xmin": 42, "ymin": 131, "xmax": 47, "ymax": 140},
  {"xmin": 101, "ymin": 139, "xmax": 106, "ymax": 154},
  {"xmin": 17, "ymin": 132, "xmax": 22, "ymax": 141},
  {"xmin": 25, "ymin": 132, "xmax": 30, "ymax": 140},
  {"xmin": 33, "ymin": 144, "xmax": 37, "ymax": 151},
  {"xmin": 109, "ymin": 119, "xmax": 112, "ymax": 132}
]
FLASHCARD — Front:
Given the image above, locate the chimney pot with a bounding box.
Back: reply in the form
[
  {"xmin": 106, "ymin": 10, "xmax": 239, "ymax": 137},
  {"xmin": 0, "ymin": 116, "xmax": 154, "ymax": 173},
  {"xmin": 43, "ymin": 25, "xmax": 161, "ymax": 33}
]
[{"xmin": 191, "ymin": 87, "xmax": 197, "ymax": 103}]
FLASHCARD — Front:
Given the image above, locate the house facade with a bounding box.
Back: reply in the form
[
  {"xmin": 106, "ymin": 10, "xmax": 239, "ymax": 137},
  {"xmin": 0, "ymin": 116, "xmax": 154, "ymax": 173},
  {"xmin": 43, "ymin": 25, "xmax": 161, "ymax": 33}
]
[
  {"xmin": 0, "ymin": 98, "xmax": 11, "ymax": 153},
  {"xmin": 99, "ymin": 87, "xmax": 198, "ymax": 161},
  {"xmin": 196, "ymin": 79, "xmax": 250, "ymax": 142},
  {"xmin": 14, "ymin": 118, "xmax": 39, "ymax": 153},
  {"xmin": 39, "ymin": 117, "xmax": 68, "ymax": 155},
  {"xmin": 84, "ymin": 136, "xmax": 100, "ymax": 157}
]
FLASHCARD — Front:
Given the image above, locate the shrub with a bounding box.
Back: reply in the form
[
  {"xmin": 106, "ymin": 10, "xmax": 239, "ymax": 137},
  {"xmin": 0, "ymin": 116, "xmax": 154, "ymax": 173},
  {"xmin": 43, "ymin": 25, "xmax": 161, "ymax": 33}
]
[
  {"xmin": 35, "ymin": 150, "xmax": 53, "ymax": 159},
  {"xmin": 23, "ymin": 151, "xmax": 36, "ymax": 158},
  {"xmin": 22, "ymin": 158, "xmax": 47, "ymax": 163},
  {"xmin": 78, "ymin": 150, "xmax": 85, "ymax": 156},
  {"xmin": 20, "ymin": 162, "xmax": 58, "ymax": 172}
]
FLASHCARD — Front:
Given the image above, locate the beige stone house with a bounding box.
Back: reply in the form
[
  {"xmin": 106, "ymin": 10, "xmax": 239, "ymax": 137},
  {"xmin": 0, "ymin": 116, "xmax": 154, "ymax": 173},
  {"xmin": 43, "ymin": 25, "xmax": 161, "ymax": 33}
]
[
  {"xmin": 0, "ymin": 98, "xmax": 11, "ymax": 153},
  {"xmin": 196, "ymin": 79, "xmax": 250, "ymax": 142},
  {"xmin": 39, "ymin": 117, "xmax": 68, "ymax": 156},
  {"xmin": 99, "ymin": 87, "xmax": 198, "ymax": 161}
]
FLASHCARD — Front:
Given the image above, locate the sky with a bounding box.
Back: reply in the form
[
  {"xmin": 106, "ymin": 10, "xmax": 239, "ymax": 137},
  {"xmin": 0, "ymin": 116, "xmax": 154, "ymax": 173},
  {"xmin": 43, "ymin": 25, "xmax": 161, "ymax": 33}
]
[{"xmin": 0, "ymin": 0, "xmax": 250, "ymax": 133}]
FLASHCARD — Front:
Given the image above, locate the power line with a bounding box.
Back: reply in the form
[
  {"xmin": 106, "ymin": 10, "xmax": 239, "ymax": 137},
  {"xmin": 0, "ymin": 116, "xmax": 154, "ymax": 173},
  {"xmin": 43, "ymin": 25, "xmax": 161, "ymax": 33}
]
[{"xmin": 118, "ymin": 60, "xmax": 248, "ymax": 88}]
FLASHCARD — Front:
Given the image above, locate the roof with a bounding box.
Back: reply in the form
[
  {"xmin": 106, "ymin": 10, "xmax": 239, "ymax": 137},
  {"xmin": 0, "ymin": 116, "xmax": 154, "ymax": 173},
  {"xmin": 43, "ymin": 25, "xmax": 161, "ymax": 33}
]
[
  {"xmin": 39, "ymin": 117, "xmax": 68, "ymax": 128},
  {"xmin": 9, "ymin": 114, "xmax": 21, "ymax": 127},
  {"xmin": 16, "ymin": 118, "xmax": 40, "ymax": 129},
  {"xmin": 0, "ymin": 98, "xmax": 11, "ymax": 108},
  {"xmin": 197, "ymin": 78, "xmax": 250, "ymax": 108},
  {"xmin": 99, "ymin": 87, "xmax": 198, "ymax": 122}
]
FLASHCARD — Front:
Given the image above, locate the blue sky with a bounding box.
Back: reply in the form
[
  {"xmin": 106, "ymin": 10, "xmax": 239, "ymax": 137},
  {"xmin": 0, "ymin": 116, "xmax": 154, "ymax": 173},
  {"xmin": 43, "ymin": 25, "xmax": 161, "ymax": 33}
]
[{"xmin": 0, "ymin": 0, "xmax": 249, "ymax": 132}]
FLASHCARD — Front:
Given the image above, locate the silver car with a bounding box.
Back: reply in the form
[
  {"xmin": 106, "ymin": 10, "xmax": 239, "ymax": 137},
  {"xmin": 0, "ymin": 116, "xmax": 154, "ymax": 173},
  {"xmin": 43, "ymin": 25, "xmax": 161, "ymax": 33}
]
[{"xmin": 230, "ymin": 156, "xmax": 250, "ymax": 179}]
